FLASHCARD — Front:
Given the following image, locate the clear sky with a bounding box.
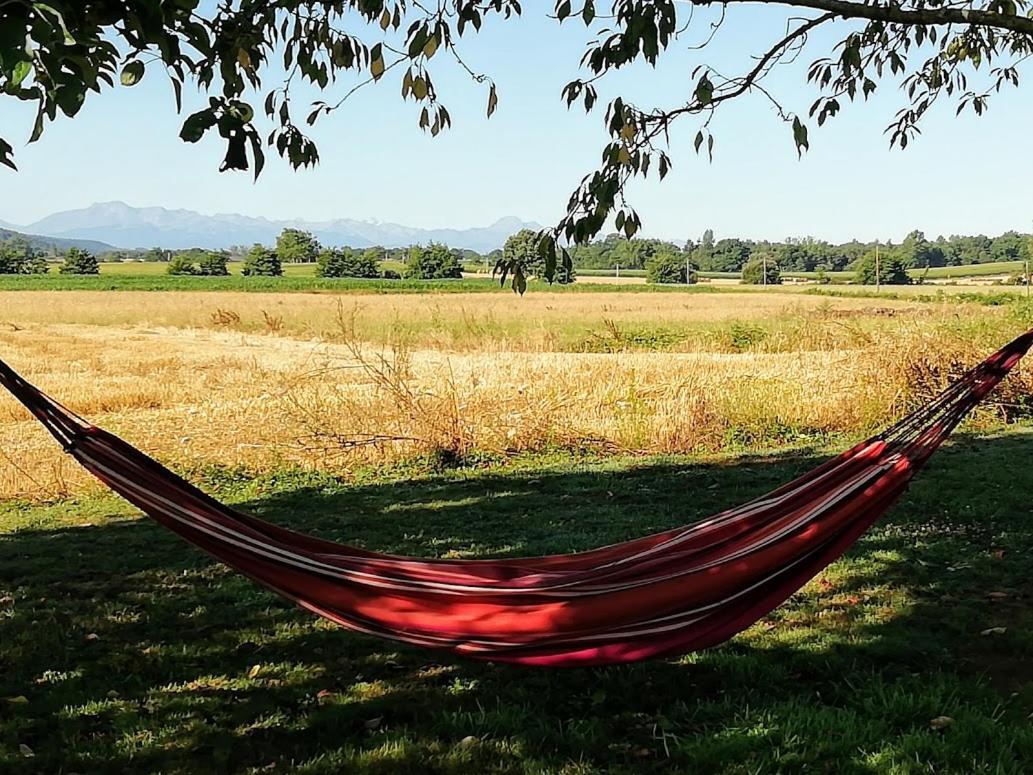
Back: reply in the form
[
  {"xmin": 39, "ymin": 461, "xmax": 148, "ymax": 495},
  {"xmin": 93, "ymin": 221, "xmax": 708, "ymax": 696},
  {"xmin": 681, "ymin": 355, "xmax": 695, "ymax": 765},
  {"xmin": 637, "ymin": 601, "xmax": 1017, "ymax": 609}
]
[{"xmin": 0, "ymin": 4, "xmax": 1030, "ymax": 243}]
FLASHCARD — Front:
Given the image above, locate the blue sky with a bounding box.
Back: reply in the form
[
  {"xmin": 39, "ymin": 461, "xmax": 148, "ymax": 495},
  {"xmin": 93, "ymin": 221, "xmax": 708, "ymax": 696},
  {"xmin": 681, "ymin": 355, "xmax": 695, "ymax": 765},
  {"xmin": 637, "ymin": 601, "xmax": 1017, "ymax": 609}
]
[{"xmin": 0, "ymin": 4, "xmax": 1030, "ymax": 243}]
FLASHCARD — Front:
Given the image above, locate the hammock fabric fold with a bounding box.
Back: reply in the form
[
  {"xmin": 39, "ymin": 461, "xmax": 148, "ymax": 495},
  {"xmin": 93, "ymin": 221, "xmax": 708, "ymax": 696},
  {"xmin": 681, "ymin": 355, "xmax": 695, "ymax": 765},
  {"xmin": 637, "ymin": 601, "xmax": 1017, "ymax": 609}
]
[{"xmin": 1, "ymin": 329, "xmax": 1031, "ymax": 667}]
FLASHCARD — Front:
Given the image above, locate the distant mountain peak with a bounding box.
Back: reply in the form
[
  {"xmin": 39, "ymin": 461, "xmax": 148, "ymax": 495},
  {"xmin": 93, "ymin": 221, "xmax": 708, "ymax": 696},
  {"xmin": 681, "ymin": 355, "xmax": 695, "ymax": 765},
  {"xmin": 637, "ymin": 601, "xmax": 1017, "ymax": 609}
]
[{"xmin": 13, "ymin": 202, "xmax": 544, "ymax": 253}]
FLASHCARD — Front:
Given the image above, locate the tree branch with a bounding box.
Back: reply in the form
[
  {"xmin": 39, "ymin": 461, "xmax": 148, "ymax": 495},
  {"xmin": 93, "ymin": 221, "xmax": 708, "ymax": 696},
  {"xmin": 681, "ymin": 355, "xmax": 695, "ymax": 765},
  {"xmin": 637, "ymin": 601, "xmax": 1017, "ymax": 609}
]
[{"xmin": 718, "ymin": 0, "xmax": 1033, "ymax": 35}]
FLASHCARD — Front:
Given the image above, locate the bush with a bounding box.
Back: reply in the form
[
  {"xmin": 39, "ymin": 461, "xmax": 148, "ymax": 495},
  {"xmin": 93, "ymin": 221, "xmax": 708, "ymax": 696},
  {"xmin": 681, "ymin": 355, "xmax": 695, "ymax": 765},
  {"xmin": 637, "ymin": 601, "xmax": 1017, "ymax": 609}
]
[
  {"xmin": 0, "ymin": 238, "xmax": 48, "ymax": 274},
  {"xmin": 241, "ymin": 244, "xmax": 283, "ymax": 277},
  {"xmin": 197, "ymin": 251, "xmax": 229, "ymax": 276},
  {"xmin": 741, "ymin": 257, "xmax": 781, "ymax": 285},
  {"xmin": 380, "ymin": 269, "xmax": 401, "ymax": 280},
  {"xmin": 58, "ymin": 247, "xmax": 99, "ymax": 275},
  {"xmin": 166, "ymin": 254, "xmax": 198, "ymax": 275},
  {"xmin": 853, "ymin": 252, "xmax": 911, "ymax": 285},
  {"xmin": 646, "ymin": 250, "xmax": 697, "ymax": 284},
  {"xmin": 403, "ymin": 243, "xmax": 463, "ymax": 279},
  {"xmin": 316, "ymin": 247, "xmax": 380, "ymax": 278}
]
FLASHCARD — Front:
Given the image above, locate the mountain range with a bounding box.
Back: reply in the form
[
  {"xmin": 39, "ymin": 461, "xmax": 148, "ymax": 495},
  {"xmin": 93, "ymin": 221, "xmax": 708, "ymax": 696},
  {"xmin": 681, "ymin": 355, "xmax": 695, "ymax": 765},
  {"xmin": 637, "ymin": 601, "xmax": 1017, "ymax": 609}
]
[
  {"xmin": 0, "ymin": 227, "xmax": 115, "ymax": 254},
  {"xmin": 2, "ymin": 202, "xmax": 543, "ymax": 253}
]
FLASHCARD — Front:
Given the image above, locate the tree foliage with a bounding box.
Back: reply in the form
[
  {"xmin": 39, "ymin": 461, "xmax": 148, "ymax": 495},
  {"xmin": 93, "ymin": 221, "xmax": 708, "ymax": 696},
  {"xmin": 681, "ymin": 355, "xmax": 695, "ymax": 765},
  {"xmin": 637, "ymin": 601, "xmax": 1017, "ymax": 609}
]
[
  {"xmin": 197, "ymin": 250, "xmax": 231, "ymax": 276},
  {"xmin": 741, "ymin": 257, "xmax": 782, "ymax": 285},
  {"xmin": 494, "ymin": 230, "xmax": 572, "ymax": 292},
  {"xmin": 570, "ymin": 234, "xmax": 684, "ymax": 270},
  {"xmin": 166, "ymin": 249, "xmax": 230, "ymax": 275},
  {"xmin": 404, "ymin": 243, "xmax": 462, "ymax": 280},
  {"xmin": 241, "ymin": 244, "xmax": 283, "ymax": 277},
  {"xmin": 166, "ymin": 254, "xmax": 198, "ymax": 276},
  {"xmin": 276, "ymin": 229, "xmax": 321, "ymax": 264},
  {"xmin": 854, "ymin": 250, "xmax": 913, "ymax": 284},
  {"xmin": 58, "ymin": 247, "xmax": 99, "ymax": 275},
  {"xmin": 5, "ymin": 1, "xmax": 1031, "ymax": 292},
  {"xmin": 316, "ymin": 246, "xmax": 381, "ymax": 278},
  {"xmin": 0, "ymin": 238, "xmax": 47, "ymax": 274},
  {"xmin": 646, "ymin": 249, "xmax": 697, "ymax": 284}
]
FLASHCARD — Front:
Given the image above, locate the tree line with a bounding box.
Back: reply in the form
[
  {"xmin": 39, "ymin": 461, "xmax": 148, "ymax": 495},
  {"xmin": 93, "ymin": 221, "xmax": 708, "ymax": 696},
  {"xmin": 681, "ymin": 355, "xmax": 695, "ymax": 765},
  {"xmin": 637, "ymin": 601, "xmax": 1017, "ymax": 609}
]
[
  {"xmin": 0, "ymin": 237, "xmax": 100, "ymax": 275},
  {"xmin": 568, "ymin": 229, "xmax": 1033, "ymax": 285},
  {"xmin": 3, "ymin": 226, "xmax": 1029, "ymax": 286}
]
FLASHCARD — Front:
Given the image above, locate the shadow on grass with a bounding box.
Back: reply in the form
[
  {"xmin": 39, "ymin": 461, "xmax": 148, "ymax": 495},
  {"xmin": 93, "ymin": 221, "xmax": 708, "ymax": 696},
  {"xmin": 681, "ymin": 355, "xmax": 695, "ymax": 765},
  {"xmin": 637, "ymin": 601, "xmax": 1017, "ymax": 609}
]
[{"xmin": 1, "ymin": 432, "xmax": 1032, "ymax": 773}]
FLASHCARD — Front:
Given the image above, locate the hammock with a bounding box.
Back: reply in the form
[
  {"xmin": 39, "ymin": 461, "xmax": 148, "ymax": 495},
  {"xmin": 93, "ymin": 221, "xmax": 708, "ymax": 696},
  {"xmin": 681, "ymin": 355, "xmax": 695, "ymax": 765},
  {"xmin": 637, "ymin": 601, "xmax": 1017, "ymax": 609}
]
[{"xmin": 1, "ymin": 329, "xmax": 1031, "ymax": 667}]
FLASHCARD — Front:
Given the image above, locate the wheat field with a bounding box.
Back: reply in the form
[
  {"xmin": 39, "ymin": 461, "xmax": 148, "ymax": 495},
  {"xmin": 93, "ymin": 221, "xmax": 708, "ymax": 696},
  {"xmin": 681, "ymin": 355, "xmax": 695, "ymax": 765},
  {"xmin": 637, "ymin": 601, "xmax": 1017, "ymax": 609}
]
[{"xmin": 0, "ymin": 289, "xmax": 1029, "ymax": 500}]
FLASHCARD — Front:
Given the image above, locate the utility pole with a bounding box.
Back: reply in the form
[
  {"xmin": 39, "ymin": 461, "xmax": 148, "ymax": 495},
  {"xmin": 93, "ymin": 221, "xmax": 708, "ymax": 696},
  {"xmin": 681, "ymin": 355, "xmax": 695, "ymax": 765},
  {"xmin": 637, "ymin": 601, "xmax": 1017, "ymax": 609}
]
[
  {"xmin": 685, "ymin": 255, "xmax": 691, "ymax": 285},
  {"xmin": 762, "ymin": 254, "xmax": 767, "ymax": 287},
  {"xmin": 615, "ymin": 262, "xmax": 620, "ymax": 280},
  {"xmin": 875, "ymin": 243, "xmax": 881, "ymax": 293},
  {"xmin": 1026, "ymin": 257, "xmax": 1030, "ymax": 299}
]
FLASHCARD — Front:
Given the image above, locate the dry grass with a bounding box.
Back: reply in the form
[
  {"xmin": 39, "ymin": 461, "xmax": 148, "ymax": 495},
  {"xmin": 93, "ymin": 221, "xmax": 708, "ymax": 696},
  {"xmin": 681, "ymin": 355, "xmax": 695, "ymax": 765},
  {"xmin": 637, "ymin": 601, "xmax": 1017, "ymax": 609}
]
[
  {"xmin": 1, "ymin": 291, "xmax": 1029, "ymax": 501},
  {"xmin": 0, "ymin": 290, "xmax": 937, "ymax": 352}
]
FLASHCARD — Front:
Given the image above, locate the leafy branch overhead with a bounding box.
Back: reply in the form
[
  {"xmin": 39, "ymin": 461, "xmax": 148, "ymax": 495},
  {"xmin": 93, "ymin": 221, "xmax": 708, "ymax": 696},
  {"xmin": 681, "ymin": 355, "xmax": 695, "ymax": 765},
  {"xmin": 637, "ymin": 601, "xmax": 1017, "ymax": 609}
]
[{"xmin": 2, "ymin": 1, "xmax": 1032, "ymax": 287}]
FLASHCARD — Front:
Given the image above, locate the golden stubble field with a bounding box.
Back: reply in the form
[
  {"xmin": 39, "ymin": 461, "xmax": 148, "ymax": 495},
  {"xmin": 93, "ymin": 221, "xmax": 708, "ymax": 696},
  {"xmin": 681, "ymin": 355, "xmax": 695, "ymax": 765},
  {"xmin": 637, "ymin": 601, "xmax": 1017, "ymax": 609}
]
[{"xmin": 0, "ymin": 289, "xmax": 1028, "ymax": 500}]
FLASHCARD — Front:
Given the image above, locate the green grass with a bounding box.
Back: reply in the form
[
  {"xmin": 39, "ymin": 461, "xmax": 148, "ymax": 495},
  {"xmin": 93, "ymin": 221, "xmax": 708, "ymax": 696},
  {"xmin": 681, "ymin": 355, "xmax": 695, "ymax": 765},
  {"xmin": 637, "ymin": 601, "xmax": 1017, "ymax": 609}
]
[
  {"xmin": 2, "ymin": 427, "xmax": 1032, "ymax": 773},
  {"xmin": 918, "ymin": 261, "xmax": 1025, "ymax": 280},
  {"xmin": 0, "ymin": 273, "xmax": 755, "ymax": 294}
]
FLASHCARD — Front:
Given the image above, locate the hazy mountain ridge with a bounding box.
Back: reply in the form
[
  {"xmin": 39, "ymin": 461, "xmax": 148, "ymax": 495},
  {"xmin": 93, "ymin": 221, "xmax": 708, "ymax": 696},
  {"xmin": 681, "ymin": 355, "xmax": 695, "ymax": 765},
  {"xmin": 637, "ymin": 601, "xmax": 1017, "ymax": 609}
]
[
  {"xmin": 0, "ymin": 227, "xmax": 114, "ymax": 254},
  {"xmin": 8, "ymin": 202, "xmax": 543, "ymax": 253}
]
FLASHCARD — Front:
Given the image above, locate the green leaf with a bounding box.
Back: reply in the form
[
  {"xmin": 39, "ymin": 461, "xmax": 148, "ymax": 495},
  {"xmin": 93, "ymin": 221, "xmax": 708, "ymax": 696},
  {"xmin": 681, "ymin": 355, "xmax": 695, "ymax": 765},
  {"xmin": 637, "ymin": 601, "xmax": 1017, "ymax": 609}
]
[
  {"xmin": 180, "ymin": 109, "xmax": 217, "ymax": 143},
  {"xmin": 120, "ymin": 60, "xmax": 145, "ymax": 87},
  {"xmin": 54, "ymin": 84, "xmax": 85, "ymax": 117},
  {"xmin": 11, "ymin": 60, "xmax": 32, "ymax": 88}
]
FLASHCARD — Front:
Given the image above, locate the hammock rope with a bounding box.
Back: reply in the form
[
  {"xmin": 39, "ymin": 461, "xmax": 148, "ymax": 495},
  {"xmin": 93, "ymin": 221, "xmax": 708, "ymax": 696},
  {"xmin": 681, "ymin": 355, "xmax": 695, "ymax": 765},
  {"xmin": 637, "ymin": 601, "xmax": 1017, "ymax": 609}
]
[{"xmin": 1, "ymin": 328, "xmax": 1031, "ymax": 667}]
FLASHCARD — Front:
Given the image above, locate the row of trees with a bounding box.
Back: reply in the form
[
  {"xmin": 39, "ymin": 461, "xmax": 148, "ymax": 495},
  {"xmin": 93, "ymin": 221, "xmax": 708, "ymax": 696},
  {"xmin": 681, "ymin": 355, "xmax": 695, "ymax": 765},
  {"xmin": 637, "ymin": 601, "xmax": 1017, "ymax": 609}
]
[
  {"xmin": 163, "ymin": 232, "xmax": 469, "ymax": 280},
  {"xmin": 571, "ymin": 229, "xmax": 1033, "ymax": 276},
  {"xmin": 0, "ymin": 239, "xmax": 100, "ymax": 275}
]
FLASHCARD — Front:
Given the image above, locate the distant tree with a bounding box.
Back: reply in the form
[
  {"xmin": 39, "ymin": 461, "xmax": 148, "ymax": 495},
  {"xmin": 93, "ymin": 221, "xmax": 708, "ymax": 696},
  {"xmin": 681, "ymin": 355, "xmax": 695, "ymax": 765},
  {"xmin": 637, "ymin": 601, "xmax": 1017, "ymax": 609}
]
[
  {"xmin": 140, "ymin": 247, "xmax": 168, "ymax": 262},
  {"xmin": 166, "ymin": 254, "xmax": 198, "ymax": 275},
  {"xmin": 404, "ymin": 243, "xmax": 463, "ymax": 280},
  {"xmin": 899, "ymin": 230, "xmax": 945, "ymax": 268},
  {"xmin": 0, "ymin": 238, "xmax": 47, "ymax": 274},
  {"xmin": 58, "ymin": 247, "xmax": 99, "ymax": 275},
  {"xmin": 316, "ymin": 247, "xmax": 380, "ymax": 278},
  {"xmin": 646, "ymin": 249, "xmax": 697, "ymax": 284},
  {"xmin": 706, "ymin": 239, "xmax": 752, "ymax": 273},
  {"xmin": 701, "ymin": 229, "xmax": 715, "ymax": 251},
  {"xmin": 241, "ymin": 244, "xmax": 283, "ymax": 277},
  {"xmin": 502, "ymin": 229, "xmax": 544, "ymax": 276},
  {"xmin": 276, "ymin": 228, "xmax": 320, "ymax": 264},
  {"xmin": 991, "ymin": 231, "xmax": 1030, "ymax": 262},
  {"xmin": 197, "ymin": 251, "xmax": 230, "ymax": 276},
  {"xmin": 776, "ymin": 239, "xmax": 832, "ymax": 272},
  {"xmin": 741, "ymin": 257, "xmax": 781, "ymax": 285},
  {"xmin": 854, "ymin": 251, "xmax": 912, "ymax": 285}
]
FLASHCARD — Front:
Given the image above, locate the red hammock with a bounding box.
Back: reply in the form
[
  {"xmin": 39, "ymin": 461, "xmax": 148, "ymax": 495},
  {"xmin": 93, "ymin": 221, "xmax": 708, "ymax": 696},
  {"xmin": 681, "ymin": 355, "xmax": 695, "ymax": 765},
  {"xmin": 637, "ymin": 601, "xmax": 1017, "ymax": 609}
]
[{"xmin": 1, "ymin": 329, "xmax": 1031, "ymax": 667}]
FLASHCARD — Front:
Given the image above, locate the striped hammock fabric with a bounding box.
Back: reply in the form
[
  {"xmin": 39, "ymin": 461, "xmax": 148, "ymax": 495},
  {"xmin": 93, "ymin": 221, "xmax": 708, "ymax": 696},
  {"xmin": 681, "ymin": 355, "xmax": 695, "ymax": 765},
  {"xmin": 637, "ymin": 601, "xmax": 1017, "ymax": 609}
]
[{"xmin": 1, "ymin": 328, "xmax": 1031, "ymax": 667}]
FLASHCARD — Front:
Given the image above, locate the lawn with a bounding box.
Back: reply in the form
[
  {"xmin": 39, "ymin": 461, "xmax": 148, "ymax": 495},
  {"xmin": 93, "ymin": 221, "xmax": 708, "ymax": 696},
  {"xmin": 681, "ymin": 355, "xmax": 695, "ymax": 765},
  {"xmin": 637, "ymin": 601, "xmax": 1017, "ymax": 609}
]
[{"xmin": 1, "ymin": 429, "xmax": 1032, "ymax": 773}]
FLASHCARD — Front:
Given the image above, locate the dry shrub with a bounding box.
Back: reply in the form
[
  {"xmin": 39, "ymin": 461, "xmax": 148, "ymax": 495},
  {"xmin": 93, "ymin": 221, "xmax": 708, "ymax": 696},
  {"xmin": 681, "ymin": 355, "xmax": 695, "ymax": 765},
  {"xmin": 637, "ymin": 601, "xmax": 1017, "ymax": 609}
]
[
  {"xmin": 262, "ymin": 310, "xmax": 285, "ymax": 333},
  {"xmin": 210, "ymin": 308, "xmax": 241, "ymax": 327}
]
